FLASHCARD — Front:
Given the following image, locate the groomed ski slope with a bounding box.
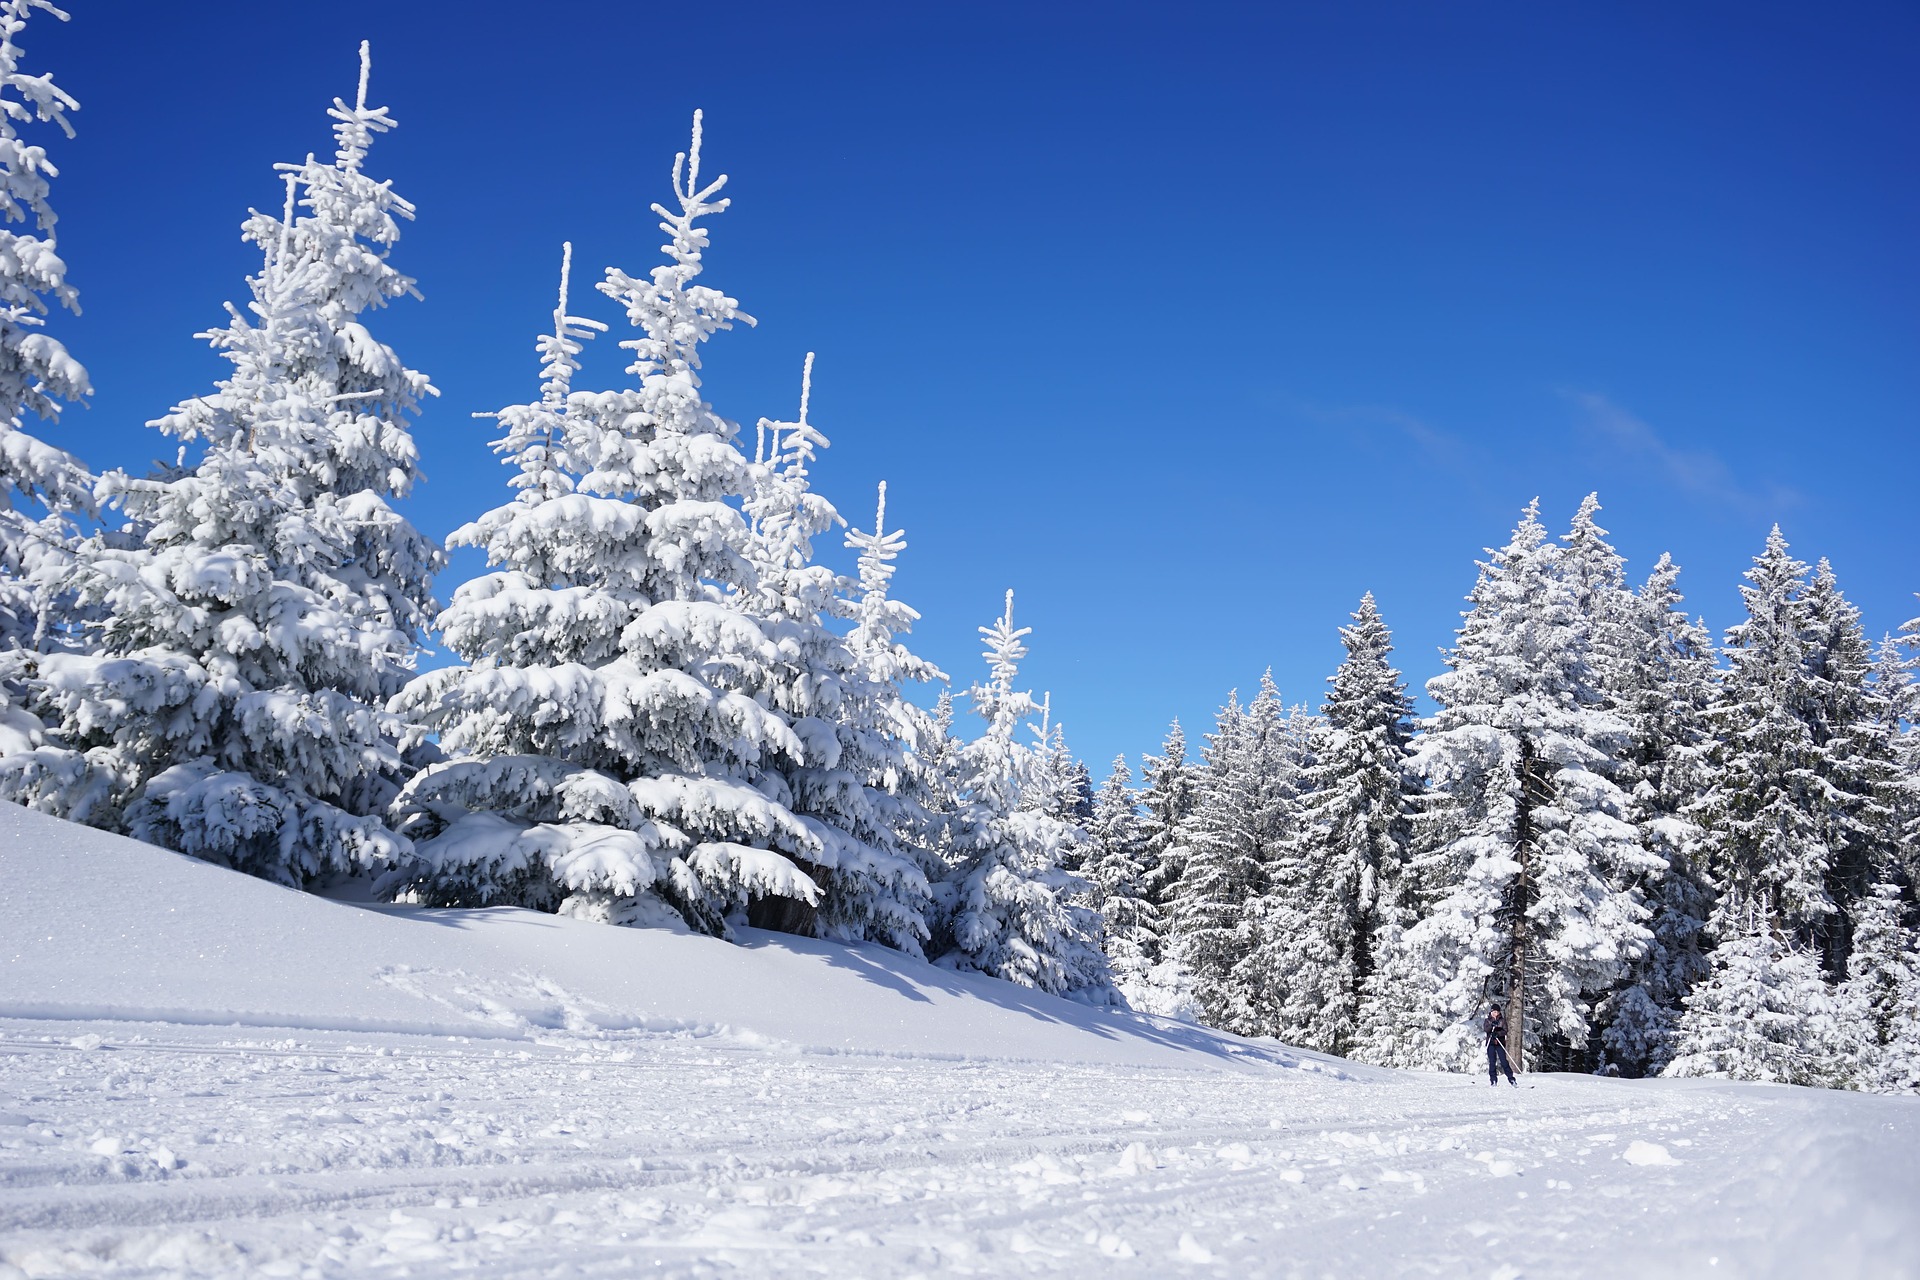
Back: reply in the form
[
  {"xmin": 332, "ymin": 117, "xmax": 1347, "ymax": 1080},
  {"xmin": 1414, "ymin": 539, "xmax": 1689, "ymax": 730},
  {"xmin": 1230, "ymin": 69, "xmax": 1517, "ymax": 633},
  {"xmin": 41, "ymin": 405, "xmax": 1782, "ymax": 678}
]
[{"xmin": 1, "ymin": 803, "xmax": 1916, "ymax": 1279}]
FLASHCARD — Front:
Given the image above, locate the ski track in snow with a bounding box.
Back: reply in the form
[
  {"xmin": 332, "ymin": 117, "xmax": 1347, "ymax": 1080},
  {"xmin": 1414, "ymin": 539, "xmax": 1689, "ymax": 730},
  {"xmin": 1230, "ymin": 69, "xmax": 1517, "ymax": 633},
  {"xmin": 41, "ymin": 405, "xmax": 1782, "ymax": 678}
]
[{"xmin": 3, "ymin": 1020, "xmax": 1917, "ymax": 1279}]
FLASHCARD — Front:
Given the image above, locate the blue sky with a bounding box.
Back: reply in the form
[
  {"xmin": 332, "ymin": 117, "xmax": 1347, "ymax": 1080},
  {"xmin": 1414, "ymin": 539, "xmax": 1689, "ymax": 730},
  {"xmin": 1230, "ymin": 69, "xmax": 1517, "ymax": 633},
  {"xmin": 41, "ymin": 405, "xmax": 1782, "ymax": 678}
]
[{"xmin": 35, "ymin": 1, "xmax": 1920, "ymax": 772}]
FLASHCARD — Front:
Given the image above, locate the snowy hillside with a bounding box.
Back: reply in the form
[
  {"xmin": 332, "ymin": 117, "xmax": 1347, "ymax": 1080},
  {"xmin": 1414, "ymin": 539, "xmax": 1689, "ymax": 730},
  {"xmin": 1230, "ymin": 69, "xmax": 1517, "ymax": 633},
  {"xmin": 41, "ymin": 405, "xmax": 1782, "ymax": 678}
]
[
  {"xmin": 3, "ymin": 805, "xmax": 1918, "ymax": 1278},
  {"xmin": 0, "ymin": 804, "xmax": 1285, "ymax": 1071}
]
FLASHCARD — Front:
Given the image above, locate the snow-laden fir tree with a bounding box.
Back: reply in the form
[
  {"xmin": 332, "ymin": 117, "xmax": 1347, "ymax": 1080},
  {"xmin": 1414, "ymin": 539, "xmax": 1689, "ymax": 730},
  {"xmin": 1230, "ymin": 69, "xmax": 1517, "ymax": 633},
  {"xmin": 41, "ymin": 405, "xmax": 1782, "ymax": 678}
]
[
  {"xmin": 1084, "ymin": 753, "xmax": 1188, "ymax": 1015},
  {"xmin": 935, "ymin": 591, "xmax": 1113, "ymax": 1001},
  {"xmin": 1, "ymin": 44, "xmax": 440, "ymax": 880},
  {"xmin": 916, "ymin": 687, "xmax": 965, "ymax": 874},
  {"xmin": 1246, "ymin": 673, "xmax": 1306, "ymax": 867},
  {"xmin": 1837, "ymin": 882, "xmax": 1920, "ymax": 1093},
  {"xmin": 1277, "ymin": 594, "xmax": 1418, "ymax": 1056},
  {"xmin": 1220, "ymin": 674, "xmax": 1314, "ymax": 1037},
  {"xmin": 391, "ymin": 116, "xmax": 827, "ymax": 934},
  {"xmin": 1801, "ymin": 558, "xmax": 1902, "ymax": 974},
  {"xmin": 1556, "ymin": 494, "xmax": 1635, "ymax": 710},
  {"xmin": 1596, "ymin": 554, "xmax": 1716, "ymax": 1076},
  {"xmin": 1664, "ymin": 891, "xmax": 1851, "ymax": 1088},
  {"xmin": 1084, "ymin": 756, "xmax": 1143, "ymax": 901},
  {"xmin": 1064, "ymin": 760, "xmax": 1094, "ymax": 828},
  {"xmin": 1171, "ymin": 691, "xmax": 1266, "ymax": 1031},
  {"xmin": 0, "ymin": 0, "xmax": 89, "ymax": 698},
  {"xmin": 1024, "ymin": 694, "xmax": 1088, "ymax": 830},
  {"xmin": 1692, "ymin": 529, "xmax": 1835, "ymax": 948},
  {"xmin": 1365, "ymin": 501, "xmax": 1659, "ymax": 1071},
  {"xmin": 1669, "ymin": 534, "xmax": 1914, "ymax": 1089},
  {"xmin": 1137, "ymin": 719, "xmax": 1200, "ymax": 914},
  {"xmin": 384, "ymin": 240, "xmax": 644, "ymax": 911},
  {"xmin": 838, "ymin": 480, "xmax": 949, "ymax": 916},
  {"xmin": 1872, "ymin": 618, "xmax": 1920, "ymax": 893},
  {"xmin": 740, "ymin": 365, "xmax": 935, "ymax": 949}
]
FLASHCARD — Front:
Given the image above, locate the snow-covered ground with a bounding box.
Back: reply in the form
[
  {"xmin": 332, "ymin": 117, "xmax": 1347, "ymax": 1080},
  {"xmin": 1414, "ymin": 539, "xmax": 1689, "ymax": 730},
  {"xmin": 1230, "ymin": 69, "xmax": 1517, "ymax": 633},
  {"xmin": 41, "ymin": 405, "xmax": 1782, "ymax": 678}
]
[{"xmin": 3, "ymin": 804, "xmax": 1917, "ymax": 1279}]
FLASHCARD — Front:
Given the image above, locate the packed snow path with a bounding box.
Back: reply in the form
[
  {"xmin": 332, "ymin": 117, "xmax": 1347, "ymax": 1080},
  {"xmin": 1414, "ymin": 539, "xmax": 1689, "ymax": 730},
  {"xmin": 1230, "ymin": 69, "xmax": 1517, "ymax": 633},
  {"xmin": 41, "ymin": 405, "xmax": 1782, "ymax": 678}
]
[
  {"xmin": 5, "ymin": 1023, "xmax": 1919, "ymax": 1278},
  {"xmin": 3, "ymin": 807, "xmax": 1918, "ymax": 1277}
]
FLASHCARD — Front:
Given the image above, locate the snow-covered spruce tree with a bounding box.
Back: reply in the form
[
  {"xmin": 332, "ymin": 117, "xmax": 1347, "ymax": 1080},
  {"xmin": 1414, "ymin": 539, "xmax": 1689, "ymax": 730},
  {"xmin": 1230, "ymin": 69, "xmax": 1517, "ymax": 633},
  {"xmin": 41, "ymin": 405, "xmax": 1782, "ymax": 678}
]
[
  {"xmin": 1371, "ymin": 501, "xmax": 1659, "ymax": 1072},
  {"xmin": 0, "ymin": 0, "xmax": 90, "ymax": 706},
  {"xmin": 1872, "ymin": 619, "xmax": 1920, "ymax": 893},
  {"xmin": 1098, "ymin": 752, "xmax": 1198, "ymax": 1020},
  {"xmin": 1222, "ymin": 674, "xmax": 1312, "ymax": 1038},
  {"xmin": 1171, "ymin": 691, "xmax": 1265, "ymax": 1031},
  {"xmin": 1277, "ymin": 594, "xmax": 1418, "ymax": 1057},
  {"xmin": 1664, "ymin": 532, "xmax": 1907, "ymax": 1086},
  {"xmin": 1024, "ymin": 694, "xmax": 1086, "ymax": 829},
  {"xmin": 1591, "ymin": 554, "xmax": 1719, "ymax": 1075},
  {"xmin": 1137, "ymin": 718, "xmax": 1200, "ymax": 915},
  {"xmin": 391, "ymin": 114, "xmax": 822, "ymax": 933},
  {"xmin": 839, "ymin": 479, "xmax": 949, "ymax": 916},
  {"xmin": 384, "ymin": 240, "xmax": 637, "ymax": 910},
  {"xmin": 913, "ymin": 687, "xmax": 966, "ymax": 879},
  {"xmin": 740, "ymin": 363, "xmax": 935, "ymax": 949},
  {"xmin": 1801, "ymin": 558, "xmax": 1903, "ymax": 974},
  {"xmin": 935, "ymin": 591, "xmax": 1113, "ymax": 1001},
  {"xmin": 0, "ymin": 44, "xmax": 440, "ymax": 880},
  {"xmin": 840, "ymin": 479, "xmax": 952, "ymax": 871},
  {"xmin": 1664, "ymin": 892, "xmax": 1851, "ymax": 1088},
  {"xmin": 1556, "ymin": 494, "xmax": 1635, "ymax": 710},
  {"xmin": 1064, "ymin": 759, "xmax": 1094, "ymax": 826},
  {"xmin": 1084, "ymin": 754, "xmax": 1165, "ymax": 1000},
  {"xmin": 1692, "ymin": 529, "xmax": 1835, "ymax": 950},
  {"xmin": 1838, "ymin": 882, "xmax": 1920, "ymax": 1092}
]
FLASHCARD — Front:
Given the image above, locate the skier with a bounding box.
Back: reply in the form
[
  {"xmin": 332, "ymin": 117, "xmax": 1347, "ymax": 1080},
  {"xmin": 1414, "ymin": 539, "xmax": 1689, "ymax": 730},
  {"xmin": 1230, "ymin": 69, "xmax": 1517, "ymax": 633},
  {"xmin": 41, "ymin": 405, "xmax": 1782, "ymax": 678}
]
[{"xmin": 1484, "ymin": 1004, "xmax": 1518, "ymax": 1087}]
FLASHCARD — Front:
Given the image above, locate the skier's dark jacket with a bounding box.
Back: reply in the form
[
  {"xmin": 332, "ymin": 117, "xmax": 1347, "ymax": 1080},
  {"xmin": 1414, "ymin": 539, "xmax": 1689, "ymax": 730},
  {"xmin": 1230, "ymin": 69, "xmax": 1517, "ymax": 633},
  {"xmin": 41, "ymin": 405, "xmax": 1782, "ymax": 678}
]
[{"xmin": 1484, "ymin": 1009, "xmax": 1506, "ymax": 1046}]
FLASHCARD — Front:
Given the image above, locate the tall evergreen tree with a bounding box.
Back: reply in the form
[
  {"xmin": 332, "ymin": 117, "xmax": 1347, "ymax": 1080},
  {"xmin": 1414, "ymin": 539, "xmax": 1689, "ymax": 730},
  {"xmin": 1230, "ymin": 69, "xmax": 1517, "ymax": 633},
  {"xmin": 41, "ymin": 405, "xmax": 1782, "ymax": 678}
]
[
  {"xmin": 1084, "ymin": 755, "xmax": 1159, "ymax": 983},
  {"xmin": 831, "ymin": 480, "xmax": 948, "ymax": 948},
  {"xmin": 384, "ymin": 242, "xmax": 634, "ymax": 911},
  {"xmin": 1277, "ymin": 594, "xmax": 1417, "ymax": 1056},
  {"xmin": 936, "ymin": 592, "xmax": 1113, "ymax": 1001},
  {"xmin": 918, "ymin": 688, "xmax": 964, "ymax": 881},
  {"xmin": 390, "ymin": 114, "xmax": 818, "ymax": 933},
  {"xmin": 1557, "ymin": 493, "xmax": 1635, "ymax": 710},
  {"xmin": 1172, "ymin": 692, "xmax": 1264, "ymax": 1031},
  {"xmin": 1667, "ymin": 532, "xmax": 1900, "ymax": 1087},
  {"xmin": 1137, "ymin": 719, "xmax": 1200, "ymax": 915},
  {"xmin": 1871, "ymin": 619, "xmax": 1919, "ymax": 894},
  {"xmin": 1228, "ymin": 677, "xmax": 1292, "ymax": 1037},
  {"xmin": 1596, "ymin": 554, "xmax": 1717, "ymax": 1075},
  {"xmin": 0, "ymin": 0, "xmax": 88, "ymax": 666},
  {"xmin": 1370, "ymin": 501, "xmax": 1658, "ymax": 1071},
  {"xmin": 1801, "ymin": 558, "xmax": 1902, "ymax": 973},
  {"xmin": 1693, "ymin": 529, "xmax": 1835, "ymax": 945},
  {"xmin": 738, "ymin": 358, "xmax": 934, "ymax": 949},
  {"xmin": 1, "ymin": 44, "xmax": 440, "ymax": 881},
  {"xmin": 1023, "ymin": 695, "xmax": 1089, "ymax": 831}
]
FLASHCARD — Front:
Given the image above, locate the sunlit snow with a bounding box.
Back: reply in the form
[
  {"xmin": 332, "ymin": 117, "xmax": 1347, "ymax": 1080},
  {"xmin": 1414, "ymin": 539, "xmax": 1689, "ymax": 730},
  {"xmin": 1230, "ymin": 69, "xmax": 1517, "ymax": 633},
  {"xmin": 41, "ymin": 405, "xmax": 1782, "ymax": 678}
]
[{"xmin": 3, "ymin": 803, "xmax": 1916, "ymax": 1278}]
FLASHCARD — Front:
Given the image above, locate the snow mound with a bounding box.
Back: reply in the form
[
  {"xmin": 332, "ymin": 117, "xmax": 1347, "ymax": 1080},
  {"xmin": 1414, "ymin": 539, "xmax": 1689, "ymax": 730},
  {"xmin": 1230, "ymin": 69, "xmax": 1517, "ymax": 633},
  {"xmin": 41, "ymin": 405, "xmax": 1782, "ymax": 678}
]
[
  {"xmin": 0, "ymin": 803, "xmax": 1348, "ymax": 1071},
  {"xmin": 1622, "ymin": 1138, "xmax": 1678, "ymax": 1165}
]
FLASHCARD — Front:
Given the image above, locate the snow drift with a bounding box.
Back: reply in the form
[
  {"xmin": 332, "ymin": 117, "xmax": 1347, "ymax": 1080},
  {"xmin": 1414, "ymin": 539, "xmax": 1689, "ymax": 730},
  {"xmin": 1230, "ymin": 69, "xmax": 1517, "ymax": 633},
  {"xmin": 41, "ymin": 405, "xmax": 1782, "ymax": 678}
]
[{"xmin": 0, "ymin": 803, "xmax": 1322, "ymax": 1072}]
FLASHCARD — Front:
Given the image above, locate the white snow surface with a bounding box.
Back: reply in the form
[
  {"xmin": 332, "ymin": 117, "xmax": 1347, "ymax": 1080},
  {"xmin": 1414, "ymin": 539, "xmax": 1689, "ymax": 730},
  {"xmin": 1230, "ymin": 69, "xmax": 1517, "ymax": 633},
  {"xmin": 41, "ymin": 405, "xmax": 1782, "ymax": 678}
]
[{"xmin": 3, "ymin": 803, "xmax": 1918, "ymax": 1278}]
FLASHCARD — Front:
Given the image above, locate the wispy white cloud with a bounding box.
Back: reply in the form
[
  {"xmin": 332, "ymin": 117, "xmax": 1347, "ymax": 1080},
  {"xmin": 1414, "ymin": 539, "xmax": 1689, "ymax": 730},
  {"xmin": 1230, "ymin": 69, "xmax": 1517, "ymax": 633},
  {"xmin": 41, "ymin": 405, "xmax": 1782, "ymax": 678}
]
[
  {"xmin": 1562, "ymin": 390, "xmax": 1798, "ymax": 516},
  {"xmin": 1279, "ymin": 398, "xmax": 1475, "ymax": 472}
]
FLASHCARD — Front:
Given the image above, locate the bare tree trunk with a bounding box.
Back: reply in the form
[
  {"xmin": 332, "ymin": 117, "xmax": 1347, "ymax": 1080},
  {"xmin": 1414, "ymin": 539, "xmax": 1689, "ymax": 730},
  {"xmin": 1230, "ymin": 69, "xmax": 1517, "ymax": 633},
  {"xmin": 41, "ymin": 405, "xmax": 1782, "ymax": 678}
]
[
  {"xmin": 1507, "ymin": 871, "xmax": 1528, "ymax": 1067},
  {"xmin": 1507, "ymin": 743, "xmax": 1543, "ymax": 1069}
]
